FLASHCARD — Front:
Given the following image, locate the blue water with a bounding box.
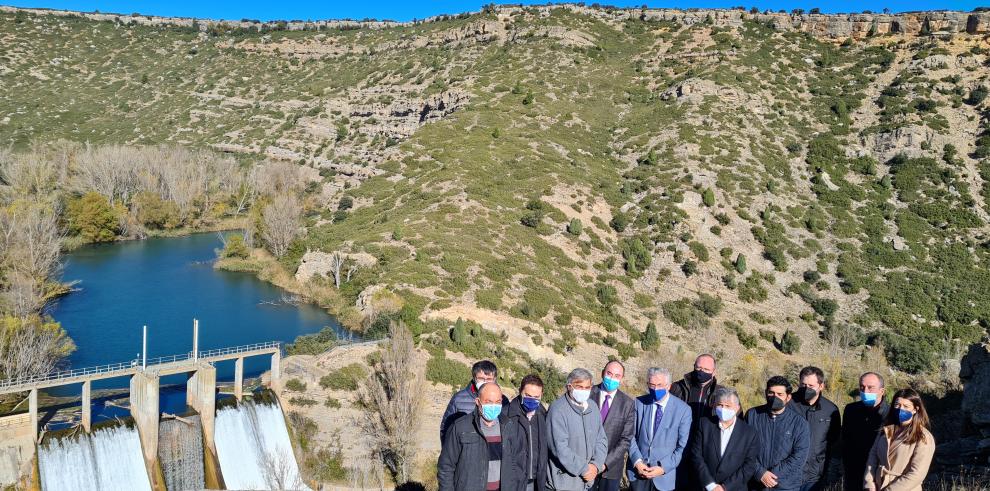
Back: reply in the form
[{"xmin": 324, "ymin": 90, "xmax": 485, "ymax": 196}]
[{"xmin": 44, "ymin": 232, "xmax": 347, "ymax": 424}]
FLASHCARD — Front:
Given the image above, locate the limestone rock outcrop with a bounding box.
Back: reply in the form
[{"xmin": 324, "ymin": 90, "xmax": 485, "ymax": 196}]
[{"xmin": 940, "ymin": 340, "xmax": 990, "ymax": 466}]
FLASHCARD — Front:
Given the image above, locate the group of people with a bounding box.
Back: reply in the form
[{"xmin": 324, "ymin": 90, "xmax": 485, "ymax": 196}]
[{"xmin": 436, "ymin": 355, "xmax": 936, "ymax": 491}]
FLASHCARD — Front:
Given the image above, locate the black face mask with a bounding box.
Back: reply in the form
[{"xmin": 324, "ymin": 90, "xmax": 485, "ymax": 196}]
[
  {"xmin": 693, "ymin": 370, "xmax": 713, "ymax": 385},
  {"xmin": 767, "ymin": 395, "xmax": 786, "ymax": 411},
  {"xmin": 797, "ymin": 387, "xmax": 818, "ymax": 405}
]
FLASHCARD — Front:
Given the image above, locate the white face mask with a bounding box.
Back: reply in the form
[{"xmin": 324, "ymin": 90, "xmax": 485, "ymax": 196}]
[{"xmin": 571, "ymin": 388, "xmax": 591, "ymax": 404}]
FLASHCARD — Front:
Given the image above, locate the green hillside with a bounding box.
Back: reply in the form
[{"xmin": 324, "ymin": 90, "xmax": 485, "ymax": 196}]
[{"xmin": 2, "ymin": 6, "xmax": 989, "ymax": 380}]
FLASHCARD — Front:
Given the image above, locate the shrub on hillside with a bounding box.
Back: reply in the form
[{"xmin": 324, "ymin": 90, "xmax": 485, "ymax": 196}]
[
  {"xmin": 702, "ymin": 188, "xmax": 716, "ymax": 207},
  {"xmin": 319, "ymin": 363, "xmax": 367, "ymax": 391},
  {"xmin": 596, "ymin": 283, "xmax": 619, "ymax": 310},
  {"xmin": 425, "ymin": 355, "xmax": 471, "ymax": 389},
  {"xmin": 694, "ymin": 293, "xmax": 723, "ymax": 317},
  {"xmin": 567, "ymin": 218, "xmax": 583, "ymax": 236},
  {"xmin": 779, "ymin": 329, "xmax": 801, "ymax": 354},
  {"xmin": 610, "ymin": 212, "xmax": 629, "ymax": 232},
  {"xmin": 663, "ymin": 299, "xmax": 709, "ymax": 330},
  {"xmin": 286, "ymin": 378, "xmax": 307, "ymax": 392},
  {"xmin": 287, "ymin": 326, "xmax": 339, "ymax": 355},
  {"xmin": 621, "ymin": 237, "xmax": 652, "ymax": 276}
]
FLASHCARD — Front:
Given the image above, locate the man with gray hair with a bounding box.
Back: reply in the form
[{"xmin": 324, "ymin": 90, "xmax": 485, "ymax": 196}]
[
  {"xmin": 689, "ymin": 387, "xmax": 761, "ymax": 491},
  {"xmin": 547, "ymin": 368, "xmax": 608, "ymax": 490},
  {"xmin": 626, "ymin": 367, "xmax": 692, "ymax": 491}
]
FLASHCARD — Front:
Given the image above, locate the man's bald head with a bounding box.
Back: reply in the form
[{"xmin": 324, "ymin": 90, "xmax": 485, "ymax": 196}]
[
  {"xmin": 695, "ymin": 354, "xmax": 716, "ymax": 370},
  {"xmin": 477, "ymin": 382, "xmax": 503, "ymax": 405}
]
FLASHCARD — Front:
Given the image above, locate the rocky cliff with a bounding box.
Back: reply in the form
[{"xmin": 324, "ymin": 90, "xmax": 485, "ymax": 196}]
[
  {"xmin": 948, "ymin": 340, "xmax": 990, "ymax": 466},
  {"xmin": 1, "ymin": 4, "xmax": 988, "ymax": 39}
]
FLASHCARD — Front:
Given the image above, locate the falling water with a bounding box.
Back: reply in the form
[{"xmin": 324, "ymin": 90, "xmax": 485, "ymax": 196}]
[
  {"xmin": 158, "ymin": 415, "xmax": 205, "ymax": 491},
  {"xmin": 37, "ymin": 424, "xmax": 151, "ymax": 491},
  {"xmin": 214, "ymin": 398, "xmax": 308, "ymax": 490}
]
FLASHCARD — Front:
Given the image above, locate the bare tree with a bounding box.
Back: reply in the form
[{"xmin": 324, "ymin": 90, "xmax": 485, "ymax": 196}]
[
  {"xmin": 222, "ymin": 160, "xmax": 255, "ymax": 215},
  {"xmin": 0, "ymin": 143, "xmax": 69, "ymax": 202},
  {"xmin": 1, "ymin": 273, "xmax": 46, "ymax": 318},
  {"xmin": 0, "ymin": 315, "xmax": 74, "ymax": 381},
  {"xmin": 262, "ymin": 194, "xmax": 303, "ymax": 258},
  {"xmin": 260, "ymin": 449, "xmax": 303, "ymax": 490},
  {"xmin": 0, "ymin": 204, "xmax": 64, "ymax": 280},
  {"xmin": 356, "ymin": 322, "xmax": 422, "ymax": 485},
  {"xmin": 72, "ymin": 143, "xmax": 138, "ymax": 204},
  {"xmin": 243, "ymin": 224, "xmax": 256, "ymax": 249},
  {"xmin": 253, "ymin": 161, "xmax": 306, "ymax": 197},
  {"xmin": 231, "ymin": 172, "xmax": 257, "ymax": 216},
  {"xmin": 329, "ymin": 252, "xmax": 345, "ymax": 288}
]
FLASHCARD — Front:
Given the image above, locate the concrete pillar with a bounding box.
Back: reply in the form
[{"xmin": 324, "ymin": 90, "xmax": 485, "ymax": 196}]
[
  {"xmin": 28, "ymin": 389, "xmax": 38, "ymax": 438},
  {"xmin": 129, "ymin": 371, "xmax": 160, "ymax": 471},
  {"xmin": 187, "ymin": 363, "xmax": 217, "ymax": 454},
  {"xmin": 81, "ymin": 380, "xmax": 91, "ymax": 432},
  {"xmin": 234, "ymin": 357, "xmax": 244, "ymax": 401},
  {"xmin": 269, "ymin": 350, "xmax": 281, "ymax": 389}
]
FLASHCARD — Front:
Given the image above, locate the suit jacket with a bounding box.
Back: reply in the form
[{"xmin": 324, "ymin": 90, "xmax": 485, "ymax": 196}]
[
  {"xmin": 689, "ymin": 415, "xmax": 761, "ymax": 491},
  {"xmin": 626, "ymin": 394, "xmax": 693, "ymax": 491},
  {"xmin": 863, "ymin": 426, "xmax": 935, "ymax": 491},
  {"xmin": 590, "ymin": 385, "xmax": 636, "ymax": 479}
]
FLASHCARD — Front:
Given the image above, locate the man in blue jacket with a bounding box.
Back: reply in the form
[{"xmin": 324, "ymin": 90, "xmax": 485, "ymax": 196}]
[
  {"xmin": 745, "ymin": 376, "xmax": 811, "ymax": 491},
  {"xmin": 440, "ymin": 360, "xmax": 509, "ymax": 441},
  {"xmin": 626, "ymin": 367, "xmax": 692, "ymax": 491}
]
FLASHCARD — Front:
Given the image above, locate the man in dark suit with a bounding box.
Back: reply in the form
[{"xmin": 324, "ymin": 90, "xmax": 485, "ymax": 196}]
[
  {"xmin": 690, "ymin": 387, "xmax": 761, "ymax": 491},
  {"xmin": 841, "ymin": 372, "xmax": 889, "ymax": 491},
  {"xmin": 589, "ymin": 360, "xmax": 635, "ymax": 491}
]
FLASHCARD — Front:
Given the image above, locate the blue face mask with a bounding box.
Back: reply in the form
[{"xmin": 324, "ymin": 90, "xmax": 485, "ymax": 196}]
[
  {"xmin": 861, "ymin": 391, "xmax": 878, "ymax": 405},
  {"xmin": 897, "ymin": 408, "xmax": 914, "ymax": 424},
  {"xmin": 602, "ymin": 376, "xmax": 621, "ymax": 392},
  {"xmin": 715, "ymin": 407, "xmax": 735, "ymax": 422},
  {"xmin": 650, "ymin": 388, "xmax": 668, "ymax": 402},
  {"xmin": 481, "ymin": 403, "xmax": 502, "ymax": 421},
  {"xmin": 521, "ymin": 396, "xmax": 541, "ymax": 413}
]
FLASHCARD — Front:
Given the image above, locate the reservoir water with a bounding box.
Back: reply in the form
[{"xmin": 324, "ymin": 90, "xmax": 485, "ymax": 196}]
[{"xmin": 45, "ymin": 232, "xmax": 346, "ymax": 420}]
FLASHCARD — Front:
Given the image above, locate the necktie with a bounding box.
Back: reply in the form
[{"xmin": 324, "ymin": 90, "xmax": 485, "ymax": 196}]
[
  {"xmin": 600, "ymin": 394, "xmax": 611, "ymax": 422},
  {"xmin": 652, "ymin": 404, "xmax": 664, "ymax": 437}
]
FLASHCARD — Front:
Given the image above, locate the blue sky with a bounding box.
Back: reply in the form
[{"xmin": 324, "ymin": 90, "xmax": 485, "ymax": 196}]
[{"xmin": 3, "ymin": 1, "xmax": 986, "ymax": 22}]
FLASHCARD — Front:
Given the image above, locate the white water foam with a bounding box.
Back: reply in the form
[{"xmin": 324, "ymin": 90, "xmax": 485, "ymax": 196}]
[
  {"xmin": 38, "ymin": 424, "xmax": 152, "ymax": 491},
  {"xmin": 214, "ymin": 399, "xmax": 309, "ymax": 490}
]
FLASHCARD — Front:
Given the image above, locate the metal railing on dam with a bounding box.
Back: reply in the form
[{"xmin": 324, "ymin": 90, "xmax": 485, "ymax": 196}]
[{"xmin": 0, "ymin": 341, "xmax": 281, "ymax": 395}]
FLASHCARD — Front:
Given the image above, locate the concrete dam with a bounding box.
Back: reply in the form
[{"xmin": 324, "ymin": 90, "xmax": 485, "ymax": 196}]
[{"xmin": 0, "ymin": 323, "xmax": 309, "ymax": 490}]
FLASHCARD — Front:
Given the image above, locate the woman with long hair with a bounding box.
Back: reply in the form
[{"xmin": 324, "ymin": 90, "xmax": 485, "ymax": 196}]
[{"xmin": 863, "ymin": 388, "xmax": 935, "ymax": 491}]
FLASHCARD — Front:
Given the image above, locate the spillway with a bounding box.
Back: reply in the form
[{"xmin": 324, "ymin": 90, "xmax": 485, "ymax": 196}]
[
  {"xmin": 158, "ymin": 415, "xmax": 205, "ymax": 491},
  {"xmin": 37, "ymin": 423, "xmax": 152, "ymax": 491},
  {"xmin": 214, "ymin": 398, "xmax": 308, "ymax": 490}
]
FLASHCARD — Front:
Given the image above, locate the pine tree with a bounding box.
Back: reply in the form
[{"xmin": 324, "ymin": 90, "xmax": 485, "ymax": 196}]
[
  {"xmin": 641, "ymin": 321, "xmax": 659, "ymax": 350},
  {"xmin": 702, "ymin": 188, "xmax": 716, "ymax": 207},
  {"xmin": 451, "ymin": 318, "xmax": 467, "ymax": 345},
  {"xmin": 735, "ymin": 253, "xmax": 747, "ymax": 274}
]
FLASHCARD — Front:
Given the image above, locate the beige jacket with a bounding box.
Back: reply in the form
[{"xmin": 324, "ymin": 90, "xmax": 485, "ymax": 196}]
[{"xmin": 863, "ymin": 425, "xmax": 935, "ymax": 491}]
